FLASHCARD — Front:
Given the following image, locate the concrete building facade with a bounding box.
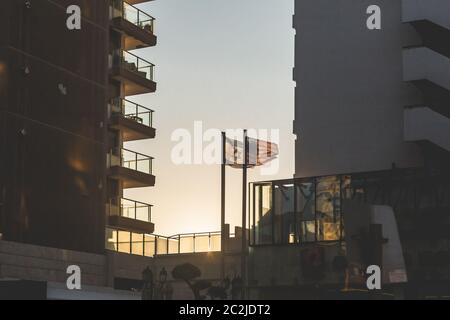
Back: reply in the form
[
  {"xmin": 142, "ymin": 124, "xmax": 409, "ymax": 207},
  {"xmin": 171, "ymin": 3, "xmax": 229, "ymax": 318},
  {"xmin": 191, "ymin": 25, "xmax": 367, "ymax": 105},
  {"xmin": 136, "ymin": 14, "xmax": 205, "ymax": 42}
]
[
  {"xmin": 245, "ymin": 0, "xmax": 450, "ymax": 299},
  {"xmin": 293, "ymin": 0, "xmax": 428, "ymax": 178}
]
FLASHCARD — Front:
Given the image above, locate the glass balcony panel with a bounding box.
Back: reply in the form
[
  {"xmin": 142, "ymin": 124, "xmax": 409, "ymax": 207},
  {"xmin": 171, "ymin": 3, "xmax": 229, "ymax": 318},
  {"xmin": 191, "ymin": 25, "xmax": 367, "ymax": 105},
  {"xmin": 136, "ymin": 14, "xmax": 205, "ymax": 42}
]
[
  {"xmin": 121, "ymin": 198, "xmax": 136, "ymax": 219},
  {"xmin": 135, "ymin": 204, "xmax": 150, "ymax": 222},
  {"xmin": 138, "ymin": 111, "xmax": 152, "ymax": 128},
  {"xmin": 116, "ymin": 148, "xmax": 153, "ymax": 175},
  {"xmin": 195, "ymin": 235, "xmax": 210, "ymax": 252},
  {"xmin": 168, "ymin": 238, "xmax": 179, "ymax": 254},
  {"xmin": 118, "ymin": 230, "xmax": 131, "ymax": 254},
  {"xmin": 122, "ymin": 2, "xmax": 155, "ymax": 32},
  {"xmin": 144, "ymin": 235, "xmax": 156, "ymax": 257},
  {"xmin": 122, "ymin": 99, "xmax": 154, "ymax": 128},
  {"xmin": 131, "ymin": 232, "xmax": 144, "ymax": 255},
  {"xmin": 122, "ymin": 51, "xmax": 154, "ymax": 81},
  {"xmin": 156, "ymin": 236, "xmax": 168, "ymax": 255},
  {"xmin": 180, "ymin": 236, "xmax": 194, "ymax": 253},
  {"xmin": 210, "ymin": 234, "xmax": 221, "ymax": 252},
  {"xmin": 108, "ymin": 198, "xmax": 152, "ymax": 222},
  {"xmin": 137, "ymin": 156, "xmax": 151, "ymax": 174}
]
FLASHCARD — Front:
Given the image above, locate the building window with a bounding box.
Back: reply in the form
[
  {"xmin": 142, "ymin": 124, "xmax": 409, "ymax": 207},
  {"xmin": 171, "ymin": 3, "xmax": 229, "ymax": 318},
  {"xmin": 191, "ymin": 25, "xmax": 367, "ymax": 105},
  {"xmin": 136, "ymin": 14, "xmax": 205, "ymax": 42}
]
[{"xmin": 250, "ymin": 175, "xmax": 345, "ymax": 246}]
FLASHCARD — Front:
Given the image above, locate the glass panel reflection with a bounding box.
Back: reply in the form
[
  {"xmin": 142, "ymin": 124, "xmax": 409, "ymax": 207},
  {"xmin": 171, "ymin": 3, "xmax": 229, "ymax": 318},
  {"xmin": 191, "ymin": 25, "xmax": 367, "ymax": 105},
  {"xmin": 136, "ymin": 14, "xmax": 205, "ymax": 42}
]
[
  {"xmin": 195, "ymin": 235, "xmax": 210, "ymax": 252},
  {"xmin": 144, "ymin": 235, "xmax": 155, "ymax": 257},
  {"xmin": 157, "ymin": 237, "xmax": 168, "ymax": 255},
  {"xmin": 250, "ymin": 175, "xmax": 344, "ymax": 246},
  {"xmin": 105, "ymin": 228, "xmax": 117, "ymax": 251},
  {"xmin": 131, "ymin": 233, "xmax": 144, "ymax": 255},
  {"xmin": 168, "ymin": 238, "xmax": 179, "ymax": 254},
  {"xmin": 210, "ymin": 234, "xmax": 221, "ymax": 252},
  {"xmin": 180, "ymin": 236, "xmax": 194, "ymax": 253},
  {"xmin": 118, "ymin": 230, "xmax": 131, "ymax": 254}
]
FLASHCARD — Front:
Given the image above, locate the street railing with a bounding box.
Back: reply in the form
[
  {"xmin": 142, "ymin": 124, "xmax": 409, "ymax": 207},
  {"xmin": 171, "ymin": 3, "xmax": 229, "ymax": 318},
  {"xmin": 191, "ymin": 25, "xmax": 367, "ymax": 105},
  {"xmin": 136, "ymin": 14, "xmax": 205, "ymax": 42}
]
[{"xmin": 106, "ymin": 229, "xmax": 222, "ymax": 257}]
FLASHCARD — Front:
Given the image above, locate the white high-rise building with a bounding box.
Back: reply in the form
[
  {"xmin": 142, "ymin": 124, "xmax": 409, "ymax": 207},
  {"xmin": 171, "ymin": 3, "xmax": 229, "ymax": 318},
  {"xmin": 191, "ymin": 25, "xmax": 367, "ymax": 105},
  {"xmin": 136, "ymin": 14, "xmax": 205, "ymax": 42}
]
[{"xmin": 293, "ymin": 0, "xmax": 450, "ymax": 178}]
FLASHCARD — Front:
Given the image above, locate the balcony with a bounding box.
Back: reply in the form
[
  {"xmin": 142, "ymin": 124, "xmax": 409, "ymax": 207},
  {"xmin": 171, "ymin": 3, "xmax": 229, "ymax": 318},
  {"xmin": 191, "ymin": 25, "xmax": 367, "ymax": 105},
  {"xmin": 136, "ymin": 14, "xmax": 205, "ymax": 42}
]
[
  {"xmin": 110, "ymin": 98, "xmax": 156, "ymax": 141},
  {"xmin": 110, "ymin": 50, "xmax": 156, "ymax": 96},
  {"xmin": 107, "ymin": 148, "xmax": 155, "ymax": 188},
  {"xmin": 403, "ymin": 47, "xmax": 450, "ymax": 91},
  {"xmin": 107, "ymin": 198, "xmax": 154, "ymax": 234},
  {"xmin": 111, "ymin": 1, "xmax": 157, "ymax": 50},
  {"xmin": 402, "ymin": 1, "xmax": 450, "ymax": 57},
  {"xmin": 402, "ymin": 0, "xmax": 450, "ymax": 30},
  {"xmin": 404, "ymin": 106, "xmax": 450, "ymax": 152}
]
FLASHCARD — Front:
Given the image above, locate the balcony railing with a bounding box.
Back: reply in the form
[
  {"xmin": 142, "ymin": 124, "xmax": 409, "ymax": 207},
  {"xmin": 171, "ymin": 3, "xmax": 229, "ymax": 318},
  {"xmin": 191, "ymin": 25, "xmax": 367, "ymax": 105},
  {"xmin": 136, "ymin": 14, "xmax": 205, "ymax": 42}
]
[
  {"xmin": 105, "ymin": 229, "xmax": 222, "ymax": 257},
  {"xmin": 111, "ymin": 98, "xmax": 154, "ymax": 128},
  {"xmin": 111, "ymin": 0, "xmax": 155, "ymax": 33},
  {"xmin": 123, "ymin": 2, "xmax": 155, "ymax": 33},
  {"xmin": 109, "ymin": 148, "xmax": 154, "ymax": 175},
  {"xmin": 112, "ymin": 50, "xmax": 155, "ymax": 81},
  {"xmin": 108, "ymin": 198, "xmax": 152, "ymax": 223}
]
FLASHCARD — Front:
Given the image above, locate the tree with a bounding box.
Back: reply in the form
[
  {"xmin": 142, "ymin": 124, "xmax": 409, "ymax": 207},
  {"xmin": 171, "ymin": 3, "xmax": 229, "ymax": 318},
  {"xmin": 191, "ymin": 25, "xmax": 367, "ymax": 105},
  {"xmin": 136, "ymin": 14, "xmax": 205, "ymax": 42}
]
[{"xmin": 172, "ymin": 263, "xmax": 208, "ymax": 300}]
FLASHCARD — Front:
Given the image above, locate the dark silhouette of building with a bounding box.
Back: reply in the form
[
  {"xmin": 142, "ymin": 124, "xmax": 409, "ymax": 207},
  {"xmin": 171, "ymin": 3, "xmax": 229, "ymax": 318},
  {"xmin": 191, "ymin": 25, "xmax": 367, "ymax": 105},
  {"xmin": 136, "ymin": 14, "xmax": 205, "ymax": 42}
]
[{"xmin": 0, "ymin": 0, "xmax": 157, "ymax": 255}]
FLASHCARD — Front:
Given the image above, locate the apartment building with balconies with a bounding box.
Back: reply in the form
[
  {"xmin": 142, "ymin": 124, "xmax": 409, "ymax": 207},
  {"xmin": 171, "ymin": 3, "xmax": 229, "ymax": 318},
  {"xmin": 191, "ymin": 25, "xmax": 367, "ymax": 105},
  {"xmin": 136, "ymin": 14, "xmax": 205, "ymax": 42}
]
[
  {"xmin": 0, "ymin": 0, "xmax": 165, "ymax": 297},
  {"xmin": 105, "ymin": 0, "xmax": 158, "ymax": 255},
  {"xmin": 0, "ymin": 0, "xmax": 158, "ymax": 256}
]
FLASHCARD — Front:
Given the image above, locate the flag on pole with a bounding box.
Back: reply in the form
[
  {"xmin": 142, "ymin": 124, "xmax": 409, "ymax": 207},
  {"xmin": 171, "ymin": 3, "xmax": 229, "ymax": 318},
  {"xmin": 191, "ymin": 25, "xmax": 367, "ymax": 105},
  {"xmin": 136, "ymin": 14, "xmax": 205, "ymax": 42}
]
[{"xmin": 225, "ymin": 137, "xmax": 279, "ymax": 169}]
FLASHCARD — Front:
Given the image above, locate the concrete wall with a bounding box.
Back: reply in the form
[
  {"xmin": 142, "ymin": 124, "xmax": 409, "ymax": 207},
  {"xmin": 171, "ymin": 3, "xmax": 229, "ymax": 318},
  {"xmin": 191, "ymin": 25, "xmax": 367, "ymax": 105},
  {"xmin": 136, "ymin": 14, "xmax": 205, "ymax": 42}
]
[
  {"xmin": 0, "ymin": 239, "xmax": 243, "ymax": 300},
  {"xmin": 248, "ymin": 244, "xmax": 342, "ymax": 288},
  {"xmin": 0, "ymin": 240, "xmax": 107, "ymax": 287},
  {"xmin": 293, "ymin": 0, "xmax": 423, "ymax": 178}
]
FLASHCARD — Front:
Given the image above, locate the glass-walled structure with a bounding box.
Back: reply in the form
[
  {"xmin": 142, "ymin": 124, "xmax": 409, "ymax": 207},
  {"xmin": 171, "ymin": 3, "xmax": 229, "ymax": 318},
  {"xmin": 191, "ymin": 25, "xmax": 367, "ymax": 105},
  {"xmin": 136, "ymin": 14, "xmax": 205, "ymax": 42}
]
[
  {"xmin": 250, "ymin": 176, "xmax": 347, "ymax": 246},
  {"xmin": 249, "ymin": 169, "xmax": 450, "ymax": 247}
]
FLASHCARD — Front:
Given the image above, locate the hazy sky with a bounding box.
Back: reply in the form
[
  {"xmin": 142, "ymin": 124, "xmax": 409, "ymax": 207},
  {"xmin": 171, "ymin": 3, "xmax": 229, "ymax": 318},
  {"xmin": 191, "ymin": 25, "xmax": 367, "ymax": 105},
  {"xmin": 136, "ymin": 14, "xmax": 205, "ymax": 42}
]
[{"xmin": 125, "ymin": 0, "xmax": 295, "ymax": 236}]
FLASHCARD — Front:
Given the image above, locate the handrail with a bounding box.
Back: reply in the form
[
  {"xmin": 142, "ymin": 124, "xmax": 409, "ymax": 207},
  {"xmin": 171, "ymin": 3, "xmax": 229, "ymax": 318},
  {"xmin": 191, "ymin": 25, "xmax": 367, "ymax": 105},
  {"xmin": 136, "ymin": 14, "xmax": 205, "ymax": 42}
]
[
  {"xmin": 106, "ymin": 228, "xmax": 223, "ymax": 257},
  {"xmin": 108, "ymin": 198, "xmax": 153, "ymax": 223},
  {"xmin": 111, "ymin": 98, "xmax": 155, "ymax": 128},
  {"xmin": 123, "ymin": 1, "xmax": 155, "ymax": 33},
  {"xmin": 167, "ymin": 231, "xmax": 222, "ymax": 239},
  {"xmin": 109, "ymin": 148, "xmax": 154, "ymax": 175},
  {"xmin": 111, "ymin": 0, "xmax": 156, "ymax": 33},
  {"xmin": 113, "ymin": 50, "xmax": 155, "ymax": 81}
]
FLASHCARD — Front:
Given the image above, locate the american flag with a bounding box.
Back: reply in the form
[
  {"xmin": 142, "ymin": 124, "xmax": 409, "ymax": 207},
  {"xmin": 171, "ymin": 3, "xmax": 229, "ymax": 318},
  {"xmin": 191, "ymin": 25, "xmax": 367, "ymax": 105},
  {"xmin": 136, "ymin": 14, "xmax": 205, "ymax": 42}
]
[{"xmin": 225, "ymin": 137, "xmax": 279, "ymax": 169}]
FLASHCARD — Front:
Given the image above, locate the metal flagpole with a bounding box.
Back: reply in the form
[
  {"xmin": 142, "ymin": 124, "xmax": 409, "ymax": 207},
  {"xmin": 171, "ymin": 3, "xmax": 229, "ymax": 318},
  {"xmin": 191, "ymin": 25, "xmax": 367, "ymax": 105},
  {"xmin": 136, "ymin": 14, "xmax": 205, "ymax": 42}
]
[
  {"xmin": 221, "ymin": 132, "xmax": 226, "ymax": 281},
  {"xmin": 241, "ymin": 129, "xmax": 248, "ymax": 298}
]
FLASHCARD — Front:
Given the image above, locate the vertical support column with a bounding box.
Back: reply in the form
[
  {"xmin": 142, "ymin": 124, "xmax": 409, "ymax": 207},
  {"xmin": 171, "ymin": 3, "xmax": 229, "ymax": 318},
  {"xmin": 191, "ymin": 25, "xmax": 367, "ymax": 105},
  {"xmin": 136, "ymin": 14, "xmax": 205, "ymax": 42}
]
[
  {"xmin": 220, "ymin": 132, "xmax": 226, "ymax": 280},
  {"xmin": 241, "ymin": 130, "xmax": 248, "ymax": 298}
]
